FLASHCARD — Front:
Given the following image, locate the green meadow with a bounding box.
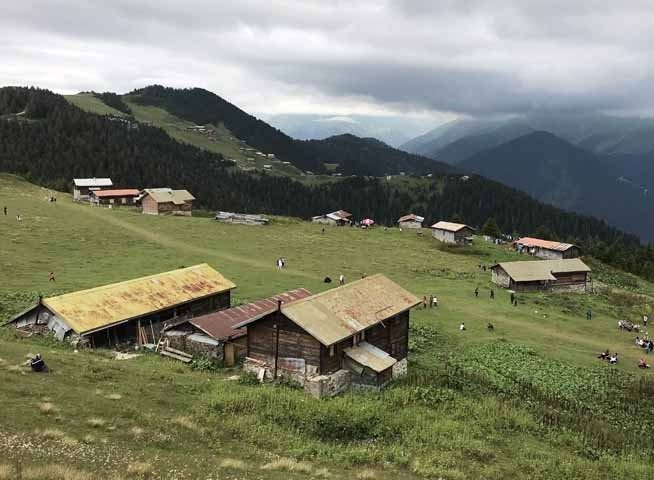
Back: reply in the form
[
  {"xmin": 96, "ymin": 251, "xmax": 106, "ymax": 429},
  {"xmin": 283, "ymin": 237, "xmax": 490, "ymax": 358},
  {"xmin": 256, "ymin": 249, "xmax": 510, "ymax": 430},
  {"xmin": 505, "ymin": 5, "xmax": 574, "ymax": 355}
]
[{"xmin": 1, "ymin": 173, "xmax": 653, "ymax": 479}]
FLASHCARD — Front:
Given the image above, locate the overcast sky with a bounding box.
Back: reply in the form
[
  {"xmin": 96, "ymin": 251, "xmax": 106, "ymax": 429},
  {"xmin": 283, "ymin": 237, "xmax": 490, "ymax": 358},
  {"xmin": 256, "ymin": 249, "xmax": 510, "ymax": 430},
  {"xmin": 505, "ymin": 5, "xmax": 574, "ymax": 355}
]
[{"xmin": 2, "ymin": 0, "xmax": 653, "ymax": 122}]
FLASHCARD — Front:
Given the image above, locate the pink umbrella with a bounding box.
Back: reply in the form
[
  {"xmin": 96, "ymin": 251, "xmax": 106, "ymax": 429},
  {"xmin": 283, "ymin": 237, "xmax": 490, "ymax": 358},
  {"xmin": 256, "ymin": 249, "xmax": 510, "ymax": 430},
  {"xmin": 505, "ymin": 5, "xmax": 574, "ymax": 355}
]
[{"xmin": 361, "ymin": 218, "xmax": 375, "ymax": 226}]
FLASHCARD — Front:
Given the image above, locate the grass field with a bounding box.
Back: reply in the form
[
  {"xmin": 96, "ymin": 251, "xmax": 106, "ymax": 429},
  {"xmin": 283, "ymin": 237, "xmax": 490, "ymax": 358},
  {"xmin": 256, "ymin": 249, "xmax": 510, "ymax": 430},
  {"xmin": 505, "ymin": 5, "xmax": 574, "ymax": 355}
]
[
  {"xmin": 64, "ymin": 93, "xmax": 128, "ymax": 117},
  {"xmin": 1, "ymin": 174, "xmax": 654, "ymax": 479}
]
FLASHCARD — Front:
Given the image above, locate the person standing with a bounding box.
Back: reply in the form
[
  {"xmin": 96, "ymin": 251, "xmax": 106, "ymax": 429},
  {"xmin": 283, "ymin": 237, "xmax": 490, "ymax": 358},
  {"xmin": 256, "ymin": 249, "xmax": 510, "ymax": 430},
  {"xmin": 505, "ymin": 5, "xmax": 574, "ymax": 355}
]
[
  {"xmin": 586, "ymin": 308, "xmax": 592, "ymax": 321},
  {"xmin": 644, "ymin": 314, "xmax": 649, "ymax": 328},
  {"xmin": 510, "ymin": 292, "xmax": 515, "ymax": 304},
  {"xmin": 3, "ymin": 206, "xmax": 6, "ymax": 216},
  {"xmin": 490, "ymin": 288, "xmax": 494, "ymax": 300},
  {"xmin": 49, "ymin": 271, "xmax": 56, "ymax": 282},
  {"xmin": 422, "ymin": 295, "xmax": 427, "ymax": 309},
  {"xmin": 474, "ymin": 287, "xmax": 479, "ymax": 297},
  {"xmin": 339, "ymin": 274, "xmax": 345, "ymax": 285}
]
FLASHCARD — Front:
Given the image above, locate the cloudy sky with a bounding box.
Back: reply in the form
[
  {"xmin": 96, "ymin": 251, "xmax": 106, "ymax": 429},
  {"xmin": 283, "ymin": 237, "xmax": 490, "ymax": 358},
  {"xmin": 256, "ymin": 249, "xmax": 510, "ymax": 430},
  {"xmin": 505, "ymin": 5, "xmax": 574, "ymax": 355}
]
[{"xmin": 2, "ymin": 0, "xmax": 653, "ymax": 122}]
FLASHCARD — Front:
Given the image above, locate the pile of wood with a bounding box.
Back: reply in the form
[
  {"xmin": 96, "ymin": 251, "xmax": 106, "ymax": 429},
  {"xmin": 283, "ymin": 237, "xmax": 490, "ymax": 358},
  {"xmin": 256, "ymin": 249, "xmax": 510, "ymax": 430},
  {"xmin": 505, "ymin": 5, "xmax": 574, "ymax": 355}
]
[{"xmin": 159, "ymin": 346, "xmax": 193, "ymax": 363}]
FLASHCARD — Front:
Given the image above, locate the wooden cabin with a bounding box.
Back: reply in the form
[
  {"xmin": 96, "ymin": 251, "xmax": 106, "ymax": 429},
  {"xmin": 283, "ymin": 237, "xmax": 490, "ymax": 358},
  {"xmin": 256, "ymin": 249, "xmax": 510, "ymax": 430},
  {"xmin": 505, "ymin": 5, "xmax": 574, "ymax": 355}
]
[
  {"xmin": 6, "ymin": 264, "xmax": 235, "ymax": 347},
  {"xmin": 141, "ymin": 188, "xmax": 195, "ymax": 216},
  {"xmin": 73, "ymin": 178, "xmax": 113, "ymax": 202},
  {"xmin": 431, "ymin": 221, "xmax": 475, "ymax": 244},
  {"xmin": 89, "ymin": 189, "xmax": 140, "ymax": 206},
  {"xmin": 515, "ymin": 237, "xmax": 580, "ymax": 260},
  {"xmin": 234, "ymin": 274, "xmax": 420, "ymax": 395},
  {"xmin": 165, "ymin": 288, "xmax": 311, "ymax": 366},
  {"xmin": 311, "ymin": 210, "xmax": 352, "ymax": 226},
  {"xmin": 397, "ymin": 214, "xmax": 424, "ymax": 229},
  {"xmin": 491, "ymin": 259, "xmax": 591, "ymax": 293}
]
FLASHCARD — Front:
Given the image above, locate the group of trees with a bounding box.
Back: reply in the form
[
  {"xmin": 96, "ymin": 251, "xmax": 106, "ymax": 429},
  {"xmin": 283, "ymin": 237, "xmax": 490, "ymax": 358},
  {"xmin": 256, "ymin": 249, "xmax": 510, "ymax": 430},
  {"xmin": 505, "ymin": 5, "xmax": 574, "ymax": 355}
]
[{"xmin": 2, "ymin": 86, "xmax": 654, "ymax": 280}]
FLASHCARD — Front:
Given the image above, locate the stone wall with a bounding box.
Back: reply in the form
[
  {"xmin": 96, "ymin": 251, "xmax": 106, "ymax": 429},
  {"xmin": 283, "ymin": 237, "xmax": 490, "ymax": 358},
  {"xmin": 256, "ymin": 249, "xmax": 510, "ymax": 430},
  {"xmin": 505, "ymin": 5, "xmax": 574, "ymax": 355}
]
[
  {"xmin": 551, "ymin": 282, "xmax": 588, "ymax": 294},
  {"xmin": 304, "ymin": 370, "xmax": 351, "ymax": 398},
  {"xmin": 392, "ymin": 358, "xmax": 408, "ymax": 378}
]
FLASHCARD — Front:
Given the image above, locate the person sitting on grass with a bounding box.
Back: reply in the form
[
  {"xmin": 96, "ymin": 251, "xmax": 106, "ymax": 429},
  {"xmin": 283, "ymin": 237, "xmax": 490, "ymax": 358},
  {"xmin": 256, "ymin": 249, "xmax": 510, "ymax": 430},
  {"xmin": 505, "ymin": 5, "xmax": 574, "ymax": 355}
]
[
  {"xmin": 459, "ymin": 323, "xmax": 466, "ymax": 331},
  {"xmin": 609, "ymin": 353, "xmax": 619, "ymax": 365},
  {"xmin": 635, "ymin": 336, "xmax": 642, "ymax": 347},
  {"xmin": 598, "ymin": 349, "xmax": 610, "ymax": 360},
  {"xmin": 638, "ymin": 358, "xmax": 650, "ymax": 369}
]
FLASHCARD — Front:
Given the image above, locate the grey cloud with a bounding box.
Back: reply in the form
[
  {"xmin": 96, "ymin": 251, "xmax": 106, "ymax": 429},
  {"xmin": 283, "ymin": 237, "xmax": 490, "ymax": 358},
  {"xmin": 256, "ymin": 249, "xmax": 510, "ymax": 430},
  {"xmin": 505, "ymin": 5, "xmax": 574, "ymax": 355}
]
[{"xmin": 1, "ymin": 0, "xmax": 653, "ymax": 117}]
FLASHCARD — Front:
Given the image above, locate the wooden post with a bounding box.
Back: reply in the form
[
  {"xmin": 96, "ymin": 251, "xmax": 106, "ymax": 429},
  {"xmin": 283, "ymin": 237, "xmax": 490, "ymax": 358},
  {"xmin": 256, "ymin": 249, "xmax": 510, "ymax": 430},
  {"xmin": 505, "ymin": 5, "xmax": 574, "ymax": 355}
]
[
  {"xmin": 149, "ymin": 320, "xmax": 155, "ymax": 343},
  {"xmin": 137, "ymin": 320, "xmax": 142, "ymax": 345},
  {"xmin": 273, "ymin": 324, "xmax": 280, "ymax": 380}
]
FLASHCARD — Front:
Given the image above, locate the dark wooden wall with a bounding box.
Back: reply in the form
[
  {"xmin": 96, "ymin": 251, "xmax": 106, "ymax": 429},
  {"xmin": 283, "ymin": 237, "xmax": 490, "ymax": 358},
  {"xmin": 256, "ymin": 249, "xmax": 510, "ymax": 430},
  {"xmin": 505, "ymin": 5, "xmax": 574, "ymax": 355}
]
[
  {"xmin": 364, "ymin": 310, "xmax": 410, "ymax": 360},
  {"xmin": 247, "ymin": 312, "xmax": 321, "ymax": 370}
]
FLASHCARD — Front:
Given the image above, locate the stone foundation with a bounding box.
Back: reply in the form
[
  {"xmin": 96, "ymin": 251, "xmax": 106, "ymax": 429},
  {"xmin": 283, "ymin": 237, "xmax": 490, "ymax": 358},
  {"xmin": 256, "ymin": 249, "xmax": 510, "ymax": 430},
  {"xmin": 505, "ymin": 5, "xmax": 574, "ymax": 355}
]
[
  {"xmin": 304, "ymin": 370, "xmax": 351, "ymax": 398},
  {"xmin": 392, "ymin": 358, "xmax": 408, "ymax": 378}
]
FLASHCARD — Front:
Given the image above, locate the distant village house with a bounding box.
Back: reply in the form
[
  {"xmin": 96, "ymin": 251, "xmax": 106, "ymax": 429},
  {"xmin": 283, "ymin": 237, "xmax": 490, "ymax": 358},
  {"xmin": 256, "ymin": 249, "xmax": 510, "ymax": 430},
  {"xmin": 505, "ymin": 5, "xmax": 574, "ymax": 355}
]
[
  {"xmin": 397, "ymin": 214, "xmax": 424, "ymax": 229},
  {"xmin": 89, "ymin": 189, "xmax": 140, "ymax": 207},
  {"xmin": 73, "ymin": 178, "xmax": 113, "ymax": 202},
  {"xmin": 141, "ymin": 188, "xmax": 195, "ymax": 216},
  {"xmin": 515, "ymin": 237, "xmax": 581, "ymax": 260},
  {"xmin": 6, "ymin": 264, "xmax": 235, "ymax": 347},
  {"xmin": 234, "ymin": 274, "xmax": 420, "ymax": 397},
  {"xmin": 165, "ymin": 288, "xmax": 312, "ymax": 366},
  {"xmin": 491, "ymin": 258, "xmax": 591, "ymax": 293},
  {"xmin": 215, "ymin": 211, "xmax": 269, "ymax": 225},
  {"xmin": 311, "ymin": 210, "xmax": 352, "ymax": 226},
  {"xmin": 431, "ymin": 221, "xmax": 475, "ymax": 244}
]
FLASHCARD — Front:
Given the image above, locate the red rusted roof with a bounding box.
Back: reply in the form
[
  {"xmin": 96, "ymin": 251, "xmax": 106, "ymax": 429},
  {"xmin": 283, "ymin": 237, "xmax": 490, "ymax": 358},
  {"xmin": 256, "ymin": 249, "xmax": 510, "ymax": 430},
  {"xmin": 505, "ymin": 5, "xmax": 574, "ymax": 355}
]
[
  {"xmin": 91, "ymin": 189, "xmax": 140, "ymax": 198},
  {"xmin": 517, "ymin": 237, "xmax": 576, "ymax": 252},
  {"xmin": 189, "ymin": 288, "xmax": 312, "ymax": 340},
  {"xmin": 398, "ymin": 214, "xmax": 425, "ymax": 223}
]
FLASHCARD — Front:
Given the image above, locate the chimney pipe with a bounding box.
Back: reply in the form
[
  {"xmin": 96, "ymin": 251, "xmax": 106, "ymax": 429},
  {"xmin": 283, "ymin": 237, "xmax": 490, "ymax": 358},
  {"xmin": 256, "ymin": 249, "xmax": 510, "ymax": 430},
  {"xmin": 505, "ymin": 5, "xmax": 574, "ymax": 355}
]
[{"xmin": 277, "ymin": 299, "xmax": 282, "ymax": 311}]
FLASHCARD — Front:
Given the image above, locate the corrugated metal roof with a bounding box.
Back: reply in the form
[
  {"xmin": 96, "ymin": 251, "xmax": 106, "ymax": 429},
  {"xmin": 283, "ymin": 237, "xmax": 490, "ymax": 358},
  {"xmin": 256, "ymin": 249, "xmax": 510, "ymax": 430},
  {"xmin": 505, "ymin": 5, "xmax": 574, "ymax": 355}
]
[
  {"xmin": 91, "ymin": 189, "xmax": 140, "ymax": 198},
  {"xmin": 73, "ymin": 178, "xmax": 113, "ymax": 187},
  {"xmin": 430, "ymin": 221, "xmax": 474, "ymax": 232},
  {"xmin": 142, "ymin": 188, "xmax": 195, "ymax": 205},
  {"xmin": 517, "ymin": 237, "xmax": 576, "ymax": 252},
  {"xmin": 493, "ymin": 258, "xmax": 591, "ymax": 282},
  {"xmin": 280, "ymin": 274, "xmax": 420, "ymax": 346},
  {"xmin": 344, "ymin": 341, "xmax": 397, "ymax": 373},
  {"xmin": 398, "ymin": 214, "xmax": 424, "ymax": 223},
  {"xmin": 43, "ymin": 264, "xmax": 235, "ymax": 335},
  {"xmin": 192, "ymin": 288, "xmax": 312, "ymax": 340}
]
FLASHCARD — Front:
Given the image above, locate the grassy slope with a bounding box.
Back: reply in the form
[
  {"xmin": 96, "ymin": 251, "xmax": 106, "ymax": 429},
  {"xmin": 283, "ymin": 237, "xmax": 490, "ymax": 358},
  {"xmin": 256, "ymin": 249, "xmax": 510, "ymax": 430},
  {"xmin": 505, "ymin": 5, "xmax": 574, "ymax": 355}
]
[
  {"xmin": 63, "ymin": 93, "xmax": 302, "ymax": 177},
  {"xmin": 64, "ymin": 93, "xmax": 128, "ymax": 117},
  {"xmin": 1, "ymin": 174, "xmax": 653, "ymax": 479}
]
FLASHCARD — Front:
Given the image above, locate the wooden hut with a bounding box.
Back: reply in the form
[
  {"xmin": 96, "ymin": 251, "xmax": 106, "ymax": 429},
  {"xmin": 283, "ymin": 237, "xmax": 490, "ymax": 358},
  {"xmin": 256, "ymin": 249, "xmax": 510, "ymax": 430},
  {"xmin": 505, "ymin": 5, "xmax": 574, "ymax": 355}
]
[
  {"xmin": 89, "ymin": 189, "xmax": 140, "ymax": 206},
  {"xmin": 73, "ymin": 178, "xmax": 113, "ymax": 202},
  {"xmin": 431, "ymin": 221, "xmax": 475, "ymax": 244},
  {"xmin": 6, "ymin": 264, "xmax": 235, "ymax": 347},
  {"xmin": 397, "ymin": 214, "xmax": 424, "ymax": 229},
  {"xmin": 141, "ymin": 188, "xmax": 195, "ymax": 216},
  {"xmin": 233, "ymin": 275, "xmax": 420, "ymax": 396},
  {"xmin": 491, "ymin": 259, "xmax": 591, "ymax": 293},
  {"xmin": 165, "ymin": 288, "xmax": 311, "ymax": 366},
  {"xmin": 311, "ymin": 210, "xmax": 352, "ymax": 226},
  {"xmin": 515, "ymin": 237, "xmax": 581, "ymax": 260}
]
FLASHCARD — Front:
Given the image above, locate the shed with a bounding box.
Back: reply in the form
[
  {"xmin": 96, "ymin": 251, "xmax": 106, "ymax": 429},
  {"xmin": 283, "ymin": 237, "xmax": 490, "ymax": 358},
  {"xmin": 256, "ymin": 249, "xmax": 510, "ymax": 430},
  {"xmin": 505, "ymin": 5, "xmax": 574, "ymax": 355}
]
[
  {"xmin": 6, "ymin": 264, "xmax": 235, "ymax": 347},
  {"xmin": 311, "ymin": 210, "xmax": 352, "ymax": 226},
  {"xmin": 431, "ymin": 221, "xmax": 475, "ymax": 244},
  {"xmin": 141, "ymin": 188, "xmax": 195, "ymax": 216},
  {"xmin": 234, "ymin": 274, "xmax": 420, "ymax": 393},
  {"xmin": 167, "ymin": 288, "xmax": 312, "ymax": 366},
  {"xmin": 515, "ymin": 237, "xmax": 581, "ymax": 260},
  {"xmin": 397, "ymin": 214, "xmax": 424, "ymax": 229},
  {"xmin": 215, "ymin": 211, "xmax": 269, "ymax": 225},
  {"xmin": 89, "ymin": 189, "xmax": 140, "ymax": 206},
  {"xmin": 491, "ymin": 258, "xmax": 591, "ymax": 293},
  {"xmin": 73, "ymin": 178, "xmax": 113, "ymax": 202}
]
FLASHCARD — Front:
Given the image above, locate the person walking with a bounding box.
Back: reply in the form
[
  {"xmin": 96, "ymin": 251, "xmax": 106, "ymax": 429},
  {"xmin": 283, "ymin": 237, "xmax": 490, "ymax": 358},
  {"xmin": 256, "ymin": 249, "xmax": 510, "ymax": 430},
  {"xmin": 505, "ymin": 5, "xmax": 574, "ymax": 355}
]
[
  {"xmin": 490, "ymin": 288, "xmax": 495, "ymax": 300},
  {"xmin": 49, "ymin": 271, "xmax": 55, "ymax": 282},
  {"xmin": 510, "ymin": 292, "xmax": 515, "ymax": 304},
  {"xmin": 474, "ymin": 287, "xmax": 479, "ymax": 297},
  {"xmin": 339, "ymin": 274, "xmax": 345, "ymax": 286}
]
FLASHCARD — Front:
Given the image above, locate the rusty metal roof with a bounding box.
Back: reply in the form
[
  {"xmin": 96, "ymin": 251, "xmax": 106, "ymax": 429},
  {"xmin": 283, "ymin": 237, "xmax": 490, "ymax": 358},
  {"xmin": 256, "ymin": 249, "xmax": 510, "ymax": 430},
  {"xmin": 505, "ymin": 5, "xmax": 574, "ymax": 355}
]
[
  {"xmin": 43, "ymin": 264, "xmax": 235, "ymax": 335},
  {"xmin": 430, "ymin": 221, "xmax": 474, "ymax": 232},
  {"xmin": 279, "ymin": 274, "xmax": 420, "ymax": 346},
  {"xmin": 517, "ymin": 237, "xmax": 577, "ymax": 252},
  {"xmin": 493, "ymin": 258, "xmax": 591, "ymax": 282},
  {"xmin": 344, "ymin": 341, "xmax": 397, "ymax": 373},
  {"xmin": 91, "ymin": 189, "xmax": 140, "ymax": 198},
  {"xmin": 191, "ymin": 288, "xmax": 312, "ymax": 340},
  {"xmin": 398, "ymin": 214, "xmax": 424, "ymax": 223},
  {"xmin": 142, "ymin": 188, "xmax": 195, "ymax": 205}
]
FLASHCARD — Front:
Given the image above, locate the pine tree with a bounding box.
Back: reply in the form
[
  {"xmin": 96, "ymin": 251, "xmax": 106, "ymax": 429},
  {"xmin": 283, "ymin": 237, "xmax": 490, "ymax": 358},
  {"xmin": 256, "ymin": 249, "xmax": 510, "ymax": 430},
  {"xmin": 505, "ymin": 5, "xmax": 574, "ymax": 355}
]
[{"xmin": 481, "ymin": 217, "xmax": 502, "ymax": 238}]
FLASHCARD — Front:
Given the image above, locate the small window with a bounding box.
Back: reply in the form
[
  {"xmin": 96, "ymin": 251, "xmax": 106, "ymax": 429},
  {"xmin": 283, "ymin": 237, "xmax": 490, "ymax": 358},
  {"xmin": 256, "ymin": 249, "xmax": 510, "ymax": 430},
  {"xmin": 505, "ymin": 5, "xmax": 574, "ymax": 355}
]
[{"xmin": 329, "ymin": 345, "xmax": 335, "ymax": 357}]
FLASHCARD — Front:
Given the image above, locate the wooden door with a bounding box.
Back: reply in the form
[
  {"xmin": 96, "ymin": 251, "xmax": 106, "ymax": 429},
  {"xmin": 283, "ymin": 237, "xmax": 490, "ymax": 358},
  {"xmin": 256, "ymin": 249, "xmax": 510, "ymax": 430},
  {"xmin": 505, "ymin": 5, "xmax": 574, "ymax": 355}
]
[{"xmin": 224, "ymin": 343, "xmax": 235, "ymax": 367}]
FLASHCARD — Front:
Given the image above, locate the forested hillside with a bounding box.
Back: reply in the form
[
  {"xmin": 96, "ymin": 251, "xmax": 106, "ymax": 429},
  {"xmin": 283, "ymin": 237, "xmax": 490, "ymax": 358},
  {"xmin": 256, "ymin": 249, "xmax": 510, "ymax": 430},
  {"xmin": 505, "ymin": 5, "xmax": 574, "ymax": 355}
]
[
  {"xmin": 1, "ymin": 86, "xmax": 654, "ymax": 279},
  {"xmin": 128, "ymin": 85, "xmax": 454, "ymax": 176}
]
